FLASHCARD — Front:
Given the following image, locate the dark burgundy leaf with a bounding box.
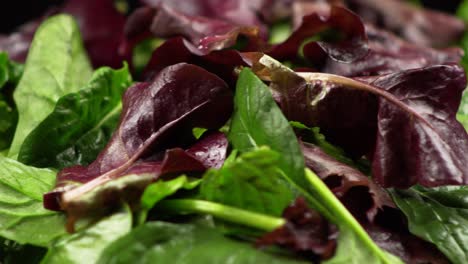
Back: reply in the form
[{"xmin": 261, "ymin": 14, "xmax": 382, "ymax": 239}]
[
  {"xmin": 345, "ymin": 0, "xmax": 465, "ymax": 48},
  {"xmin": 322, "ymin": 24, "xmax": 463, "ymax": 77},
  {"xmin": 256, "ymin": 197, "xmax": 338, "ymax": 261},
  {"xmin": 186, "ymin": 131, "xmax": 228, "ymax": 169},
  {"xmin": 248, "ymin": 55, "xmax": 468, "ymax": 188},
  {"xmin": 44, "ymin": 63, "xmax": 233, "ymax": 212},
  {"xmin": 301, "ymin": 142, "xmax": 394, "ymax": 222},
  {"xmin": 122, "ymin": 4, "xmax": 262, "ymax": 61},
  {"xmin": 361, "ymin": 64, "xmax": 468, "ymax": 188},
  {"xmin": 141, "ymin": 37, "xmax": 249, "ymax": 86},
  {"xmin": 140, "ymin": 0, "xmax": 269, "ymax": 38},
  {"xmin": 61, "ymin": 0, "xmax": 128, "ymax": 68},
  {"xmin": 269, "ymin": 4, "xmax": 368, "ymax": 63}
]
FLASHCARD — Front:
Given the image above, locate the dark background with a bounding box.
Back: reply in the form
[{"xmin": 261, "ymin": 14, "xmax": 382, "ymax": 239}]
[{"xmin": 0, "ymin": 0, "xmax": 464, "ymax": 33}]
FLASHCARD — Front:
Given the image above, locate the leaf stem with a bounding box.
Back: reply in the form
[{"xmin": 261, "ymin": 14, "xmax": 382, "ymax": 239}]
[
  {"xmin": 304, "ymin": 169, "xmax": 396, "ymax": 264},
  {"xmin": 157, "ymin": 199, "xmax": 286, "ymax": 232}
]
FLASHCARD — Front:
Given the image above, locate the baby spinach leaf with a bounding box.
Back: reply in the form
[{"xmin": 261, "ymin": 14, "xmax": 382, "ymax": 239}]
[
  {"xmin": 200, "ymin": 147, "xmax": 295, "ymax": 217},
  {"xmin": 0, "ymin": 157, "xmax": 66, "ymax": 246},
  {"xmin": 98, "ymin": 221, "xmax": 309, "ymax": 264},
  {"xmin": 141, "ymin": 175, "xmax": 201, "ymax": 212},
  {"xmin": 457, "ymin": 90, "xmax": 468, "ymax": 131},
  {"xmin": 9, "ymin": 14, "xmax": 92, "ymax": 159},
  {"xmin": 0, "ymin": 97, "xmax": 16, "ymax": 151},
  {"xmin": 41, "ymin": 207, "xmax": 132, "ymax": 264},
  {"xmin": 18, "ymin": 64, "xmax": 132, "ymax": 169},
  {"xmin": 228, "ymin": 68, "xmax": 306, "ymax": 188},
  {"xmin": 390, "ymin": 186, "xmax": 468, "ymax": 264}
]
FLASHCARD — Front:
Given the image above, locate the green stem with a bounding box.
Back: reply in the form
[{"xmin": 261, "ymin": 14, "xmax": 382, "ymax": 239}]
[
  {"xmin": 304, "ymin": 169, "xmax": 394, "ymax": 264},
  {"xmin": 157, "ymin": 199, "xmax": 285, "ymax": 232}
]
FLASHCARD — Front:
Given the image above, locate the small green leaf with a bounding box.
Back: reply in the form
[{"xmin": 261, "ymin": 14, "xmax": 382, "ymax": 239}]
[
  {"xmin": 457, "ymin": 90, "xmax": 468, "ymax": 131},
  {"xmin": 200, "ymin": 147, "xmax": 295, "ymax": 217},
  {"xmin": 390, "ymin": 186, "xmax": 468, "ymax": 264},
  {"xmin": 0, "ymin": 157, "xmax": 66, "ymax": 246},
  {"xmin": 18, "ymin": 64, "xmax": 132, "ymax": 169},
  {"xmin": 229, "ymin": 68, "xmax": 306, "ymax": 188},
  {"xmin": 98, "ymin": 221, "xmax": 308, "ymax": 264},
  {"xmin": 141, "ymin": 175, "xmax": 201, "ymax": 211},
  {"xmin": 41, "ymin": 207, "xmax": 132, "ymax": 264},
  {"xmin": 9, "ymin": 14, "xmax": 92, "ymax": 159}
]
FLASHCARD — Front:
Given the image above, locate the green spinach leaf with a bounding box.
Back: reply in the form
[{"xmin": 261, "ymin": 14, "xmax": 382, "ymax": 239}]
[
  {"xmin": 98, "ymin": 221, "xmax": 308, "ymax": 264},
  {"xmin": 18, "ymin": 64, "xmax": 131, "ymax": 169},
  {"xmin": 9, "ymin": 14, "xmax": 92, "ymax": 159},
  {"xmin": 390, "ymin": 186, "xmax": 468, "ymax": 264},
  {"xmin": 41, "ymin": 207, "xmax": 132, "ymax": 264},
  {"xmin": 457, "ymin": 90, "xmax": 468, "ymax": 131},
  {"xmin": 200, "ymin": 147, "xmax": 294, "ymax": 217},
  {"xmin": 0, "ymin": 157, "xmax": 66, "ymax": 246}
]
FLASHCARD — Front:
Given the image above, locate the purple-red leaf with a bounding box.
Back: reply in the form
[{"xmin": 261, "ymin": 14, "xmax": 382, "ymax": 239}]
[
  {"xmin": 270, "ymin": 4, "xmax": 368, "ymax": 63},
  {"xmin": 301, "ymin": 142, "xmax": 394, "ymax": 222},
  {"xmin": 345, "ymin": 0, "xmax": 465, "ymax": 48},
  {"xmin": 247, "ymin": 55, "xmax": 468, "ymax": 188},
  {"xmin": 256, "ymin": 197, "xmax": 338, "ymax": 261},
  {"xmin": 44, "ymin": 63, "xmax": 233, "ymax": 212}
]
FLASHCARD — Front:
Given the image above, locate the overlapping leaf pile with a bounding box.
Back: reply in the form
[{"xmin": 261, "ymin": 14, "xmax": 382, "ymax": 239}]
[{"xmin": 0, "ymin": 0, "xmax": 467, "ymax": 263}]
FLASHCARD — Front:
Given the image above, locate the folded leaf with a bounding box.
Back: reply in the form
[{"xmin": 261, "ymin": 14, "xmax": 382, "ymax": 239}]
[
  {"xmin": 46, "ymin": 64, "xmax": 232, "ymax": 220},
  {"xmin": 0, "ymin": 157, "xmax": 65, "ymax": 246},
  {"xmin": 18, "ymin": 64, "xmax": 132, "ymax": 169},
  {"xmin": 98, "ymin": 221, "xmax": 309, "ymax": 264},
  {"xmin": 390, "ymin": 186, "xmax": 468, "ymax": 264},
  {"xmin": 9, "ymin": 15, "xmax": 92, "ymax": 159}
]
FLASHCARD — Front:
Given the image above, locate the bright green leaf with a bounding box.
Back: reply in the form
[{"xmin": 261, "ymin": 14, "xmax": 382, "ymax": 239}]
[
  {"xmin": 457, "ymin": 90, "xmax": 468, "ymax": 131},
  {"xmin": 0, "ymin": 157, "xmax": 66, "ymax": 246},
  {"xmin": 98, "ymin": 221, "xmax": 308, "ymax": 264},
  {"xmin": 41, "ymin": 207, "xmax": 132, "ymax": 264},
  {"xmin": 9, "ymin": 15, "xmax": 92, "ymax": 159},
  {"xmin": 18, "ymin": 64, "xmax": 132, "ymax": 169},
  {"xmin": 390, "ymin": 186, "xmax": 468, "ymax": 264}
]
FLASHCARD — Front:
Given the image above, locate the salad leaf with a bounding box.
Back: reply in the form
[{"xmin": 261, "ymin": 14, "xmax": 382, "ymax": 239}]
[
  {"xmin": 228, "ymin": 68, "xmax": 306, "ymax": 187},
  {"xmin": 229, "ymin": 68, "xmax": 401, "ymax": 263},
  {"xmin": 345, "ymin": 0, "xmax": 465, "ymax": 48},
  {"xmin": 98, "ymin": 221, "xmax": 309, "ymax": 264},
  {"xmin": 18, "ymin": 64, "xmax": 132, "ymax": 169},
  {"xmin": 256, "ymin": 197, "xmax": 338, "ymax": 261},
  {"xmin": 248, "ymin": 54, "xmax": 468, "ymax": 188},
  {"xmin": 41, "ymin": 206, "xmax": 132, "ymax": 264},
  {"xmin": 457, "ymin": 90, "xmax": 468, "ymax": 131},
  {"xmin": 200, "ymin": 147, "xmax": 295, "ymax": 217},
  {"xmin": 390, "ymin": 186, "xmax": 468, "ymax": 264},
  {"xmin": 0, "ymin": 157, "xmax": 65, "ymax": 246},
  {"xmin": 8, "ymin": 15, "xmax": 92, "ymax": 159}
]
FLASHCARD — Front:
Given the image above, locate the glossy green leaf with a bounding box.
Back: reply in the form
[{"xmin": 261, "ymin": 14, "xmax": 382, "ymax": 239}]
[
  {"xmin": 18, "ymin": 64, "xmax": 132, "ymax": 169},
  {"xmin": 41, "ymin": 207, "xmax": 132, "ymax": 264},
  {"xmin": 141, "ymin": 175, "xmax": 201, "ymax": 212},
  {"xmin": 200, "ymin": 147, "xmax": 294, "ymax": 217},
  {"xmin": 0, "ymin": 96, "xmax": 17, "ymax": 151},
  {"xmin": 457, "ymin": 90, "xmax": 468, "ymax": 131},
  {"xmin": 229, "ymin": 68, "xmax": 306, "ymax": 188},
  {"xmin": 9, "ymin": 14, "xmax": 92, "ymax": 159},
  {"xmin": 98, "ymin": 221, "xmax": 308, "ymax": 264},
  {"xmin": 390, "ymin": 186, "xmax": 468, "ymax": 264},
  {"xmin": 0, "ymin": 157, "xmax": 66, "ymax": 246}
]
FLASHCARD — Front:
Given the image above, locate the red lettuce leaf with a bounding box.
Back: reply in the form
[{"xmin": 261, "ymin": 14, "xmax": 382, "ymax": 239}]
[
  {"xmin": 322, "ymin": 24, "xmax": 463, "ymax": 76},
  {"xmin": 269, "ymin": 4, "xmax": 368, "ymax": 63},
  {"xmin": 256, "ymin": 197, "xmax": 338, "ymax": 261},
  {"xmin": 345, "ymin": 0, "xmax": 465, "ymax": 48},
  {"xmin": 44, "ymin": 63, "xmax": 233, "ymax": 212},
  {"xmin": 247, "ymin": 55, "xmax": 468, "ymax": 188},
  {"xmin": 301, "ymin": 142, "xmax": 394, "ymax": 222}
]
